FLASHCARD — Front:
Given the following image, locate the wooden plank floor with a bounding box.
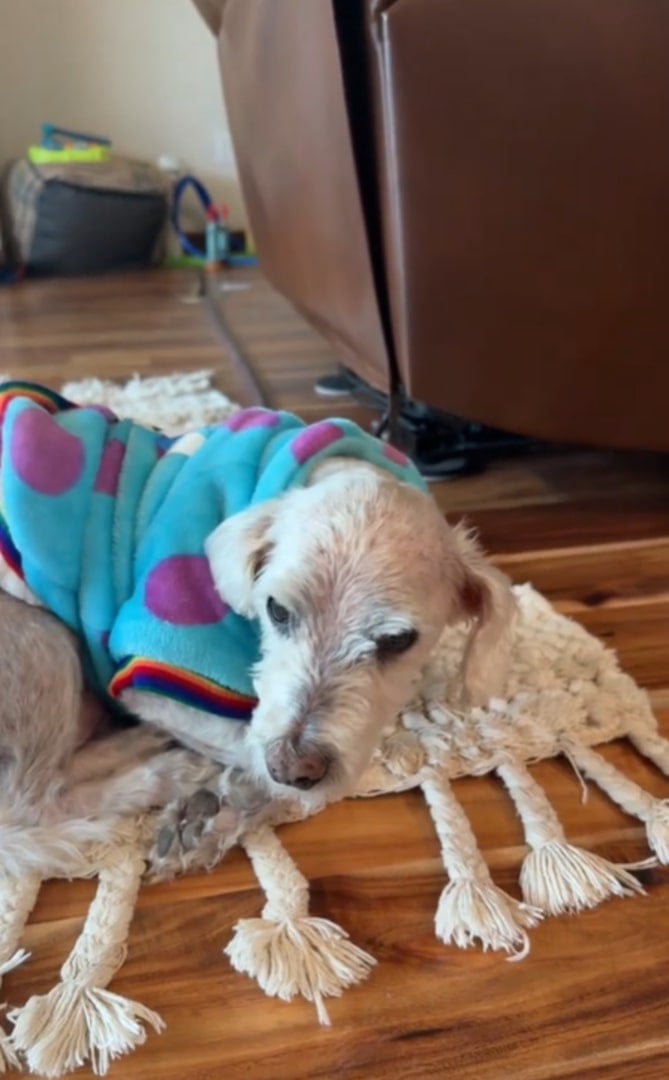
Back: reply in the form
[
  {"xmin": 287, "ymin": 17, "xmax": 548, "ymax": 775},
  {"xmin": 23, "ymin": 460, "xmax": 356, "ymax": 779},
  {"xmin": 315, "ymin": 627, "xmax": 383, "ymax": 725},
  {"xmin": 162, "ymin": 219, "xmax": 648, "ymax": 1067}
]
[{"xmin": 1, "ymin": 269, "xmax": 668, "ymax": 1079}]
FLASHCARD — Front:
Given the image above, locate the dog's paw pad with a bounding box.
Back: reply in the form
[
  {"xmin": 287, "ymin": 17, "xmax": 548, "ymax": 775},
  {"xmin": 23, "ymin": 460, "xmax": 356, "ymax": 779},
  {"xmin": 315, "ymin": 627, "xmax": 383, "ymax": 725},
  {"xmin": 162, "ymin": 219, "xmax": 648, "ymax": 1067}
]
[
  {"xmin": 148, "ymin": 786, "xmax": 241, "ymax": 879},
  {"xmin": 155, "ymin": 825, "xmax": 176, "ymax": 859},
  {"xmin": 184, "ymin": 788, "xmax": 221, "ymax": 821},
  {"xmin": 180, "ymin": 820, "xmax": 206, "ymax": 852}
]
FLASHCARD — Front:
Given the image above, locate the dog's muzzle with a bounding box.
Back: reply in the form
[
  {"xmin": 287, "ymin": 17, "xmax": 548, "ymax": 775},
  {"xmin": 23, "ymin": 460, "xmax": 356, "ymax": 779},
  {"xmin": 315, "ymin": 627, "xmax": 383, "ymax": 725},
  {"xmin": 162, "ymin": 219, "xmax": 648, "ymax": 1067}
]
[{"xmin": 265, "ymin": 736, "xmax": 331, "ymax": 790}]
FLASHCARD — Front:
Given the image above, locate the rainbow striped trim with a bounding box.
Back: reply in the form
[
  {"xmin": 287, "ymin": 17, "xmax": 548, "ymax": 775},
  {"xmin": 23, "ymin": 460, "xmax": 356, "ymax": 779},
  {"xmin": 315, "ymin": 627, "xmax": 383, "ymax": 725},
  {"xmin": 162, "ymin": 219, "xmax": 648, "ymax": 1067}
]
[
  {"xmin": 109, "ymin": 657, "xmax": 257, "ymax": 722},
  {"xmin": 0, "ymin": 511, "xmax": 22, "ymax": 579},
  {"xmin": 0, "ymin": 381, "xmax": 72, "ymax": 426}
]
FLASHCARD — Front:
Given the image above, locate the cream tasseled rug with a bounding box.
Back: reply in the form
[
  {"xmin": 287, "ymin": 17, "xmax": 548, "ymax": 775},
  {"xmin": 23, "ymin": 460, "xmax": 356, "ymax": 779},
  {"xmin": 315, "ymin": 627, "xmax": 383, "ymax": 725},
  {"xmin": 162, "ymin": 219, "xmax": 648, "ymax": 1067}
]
[{"xmin": 0, "ymin": 371, "xmax": 666, "ymax": 1077}]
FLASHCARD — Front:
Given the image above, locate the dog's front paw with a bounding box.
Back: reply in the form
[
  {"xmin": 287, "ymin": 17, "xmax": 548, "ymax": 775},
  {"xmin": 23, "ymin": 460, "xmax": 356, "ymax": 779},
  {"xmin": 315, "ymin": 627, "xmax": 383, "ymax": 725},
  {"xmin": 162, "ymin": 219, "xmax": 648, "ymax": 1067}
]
[
  {"xmin": 147, "ymin": 768, "xmax": 272, "ymax": 879},
  {"xmin": 148, "ymin": 786, "xmax": 243, "ymax": 879}
]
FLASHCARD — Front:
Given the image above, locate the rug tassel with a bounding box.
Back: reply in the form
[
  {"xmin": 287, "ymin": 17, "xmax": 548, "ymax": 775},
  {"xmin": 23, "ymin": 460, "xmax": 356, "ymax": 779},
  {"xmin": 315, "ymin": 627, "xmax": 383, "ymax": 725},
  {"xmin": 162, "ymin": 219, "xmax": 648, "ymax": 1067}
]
[
  {"xmin": 0, "ymin": 959, "xmax": 25, "ymax": 1074},
  {"xmin": 0, "ymin": 873, "xmax": 43, "ymax": 1074},
  {"xmin": 9, "ymin": 839, "xmax": 163, "ymax": 1077},
  {"xmin": 434, "ymin": 876, "xmax": 535, "ymax": 958},
  {"xmin": 0, "ymin": 1009, "xmax": 21, "ymax": 1075},
  {"xmin": 564, "ymin": 741, "xmax": 669, "ymax": 866},
  {"xmin": 496, "ymin": 758, "xmax": 643, "ymax": 915},
  {"xmin": 9, "ymin": 984, "xmax": 164, "ymax": 1078},
  {"xmin": 519, "ymin": 841, "xmax": 643, "ymax": 915},
  {"xmin": 226, "ymin": 825, "xmax": 376, "ymax": 1025},
  {"xmin": 0, "ymin": 956, "xmax": 29, "ymax": 1076},
  {"xmin": 422, "ymin": 770, "xmax": 541, "ymax": 957}
]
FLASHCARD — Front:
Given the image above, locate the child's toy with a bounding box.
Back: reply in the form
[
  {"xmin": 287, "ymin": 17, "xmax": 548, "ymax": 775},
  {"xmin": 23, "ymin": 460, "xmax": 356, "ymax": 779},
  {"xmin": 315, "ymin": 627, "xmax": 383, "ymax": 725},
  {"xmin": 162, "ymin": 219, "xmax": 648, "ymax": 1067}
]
[
  {"xmin": 28, "ymin": 124, "xmax": 111, "ymax": 165},
  {"xmin": 171, "ymin": 175, "xmax": 223, "ymax": 267},
  {"xmin": 171, "ymin": 175, "xmax": 256, "ymax": 269},
  {"xmin": 206, "ymin": 202, "xmax": 230, "ymax": 265}
]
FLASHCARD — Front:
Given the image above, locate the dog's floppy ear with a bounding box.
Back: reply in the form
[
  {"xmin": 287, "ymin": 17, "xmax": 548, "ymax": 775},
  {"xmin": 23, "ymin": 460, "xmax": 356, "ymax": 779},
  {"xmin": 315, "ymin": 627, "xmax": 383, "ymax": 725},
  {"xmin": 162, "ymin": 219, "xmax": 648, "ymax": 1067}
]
[
  {"xmin": 204, "ymin": 501, "xmax": 278, "ymax": 618},
  {"xmin": 449, "ymin": 523, "xmax": 517, "ymax": 706}
]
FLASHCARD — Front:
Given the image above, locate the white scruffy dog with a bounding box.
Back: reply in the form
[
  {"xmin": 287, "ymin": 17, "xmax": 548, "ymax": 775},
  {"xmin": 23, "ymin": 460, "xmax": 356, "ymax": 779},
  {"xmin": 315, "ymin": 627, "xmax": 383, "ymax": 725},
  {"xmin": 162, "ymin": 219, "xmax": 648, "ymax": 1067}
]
[{"xmin": 0, "ymin": 457, "xmax": 515, "ymax": 877}]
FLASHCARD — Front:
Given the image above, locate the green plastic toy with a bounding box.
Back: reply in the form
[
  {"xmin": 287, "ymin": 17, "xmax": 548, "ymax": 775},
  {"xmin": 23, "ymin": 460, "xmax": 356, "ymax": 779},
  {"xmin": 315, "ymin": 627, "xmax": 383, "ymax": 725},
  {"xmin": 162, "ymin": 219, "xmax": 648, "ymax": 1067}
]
[{"xmin": 27, "ymin": 123, "xmax": 111, "ymax": 165}]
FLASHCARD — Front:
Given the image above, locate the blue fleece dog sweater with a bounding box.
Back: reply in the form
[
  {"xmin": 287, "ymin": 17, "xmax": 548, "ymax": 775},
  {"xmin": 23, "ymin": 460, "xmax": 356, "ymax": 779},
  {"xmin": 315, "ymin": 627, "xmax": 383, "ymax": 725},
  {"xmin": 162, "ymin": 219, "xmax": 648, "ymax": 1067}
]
[{"xmin": 0, "ymin": 382, "xmax": 426, "ymax": 720}]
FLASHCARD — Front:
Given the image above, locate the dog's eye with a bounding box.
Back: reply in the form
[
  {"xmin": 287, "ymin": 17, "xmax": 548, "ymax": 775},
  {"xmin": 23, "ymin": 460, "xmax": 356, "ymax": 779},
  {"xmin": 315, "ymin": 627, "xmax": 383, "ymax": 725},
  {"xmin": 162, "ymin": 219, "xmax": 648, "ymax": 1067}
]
[
  {"xmin": 267, "ymin": 596, "xmax": 291, "ymax": 630},
  {"xmin": 375, "ymin": 628, "xmax": 418, "ymax": 661}
]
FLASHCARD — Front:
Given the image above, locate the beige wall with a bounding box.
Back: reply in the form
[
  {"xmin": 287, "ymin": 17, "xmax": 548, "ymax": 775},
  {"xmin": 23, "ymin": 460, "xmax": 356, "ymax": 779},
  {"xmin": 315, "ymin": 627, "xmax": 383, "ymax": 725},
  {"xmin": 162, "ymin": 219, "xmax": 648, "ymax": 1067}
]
[
  {"xmin": 0, "ymin": 5, "xmax": 47, "ymax": 165},
  {"xmin": 0, "ymin": 0, "xmax": 245, "ymax": 224}
]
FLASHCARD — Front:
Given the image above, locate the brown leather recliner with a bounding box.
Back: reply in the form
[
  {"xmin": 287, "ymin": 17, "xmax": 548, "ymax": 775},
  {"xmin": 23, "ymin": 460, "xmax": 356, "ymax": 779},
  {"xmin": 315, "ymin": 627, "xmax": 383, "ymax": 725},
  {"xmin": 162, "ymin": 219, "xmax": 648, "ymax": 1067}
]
[{"xmin": 193, "ymin": 0, "xmax": 669, "ymax": 452}]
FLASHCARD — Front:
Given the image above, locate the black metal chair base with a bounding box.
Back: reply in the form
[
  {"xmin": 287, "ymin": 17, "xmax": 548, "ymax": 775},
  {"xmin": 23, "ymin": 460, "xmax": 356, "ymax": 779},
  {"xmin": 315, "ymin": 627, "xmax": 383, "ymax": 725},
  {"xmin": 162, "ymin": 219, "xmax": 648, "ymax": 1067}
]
[{"xmin": 325, "ymin": 368, "xmax": 540, "ymax": 480}]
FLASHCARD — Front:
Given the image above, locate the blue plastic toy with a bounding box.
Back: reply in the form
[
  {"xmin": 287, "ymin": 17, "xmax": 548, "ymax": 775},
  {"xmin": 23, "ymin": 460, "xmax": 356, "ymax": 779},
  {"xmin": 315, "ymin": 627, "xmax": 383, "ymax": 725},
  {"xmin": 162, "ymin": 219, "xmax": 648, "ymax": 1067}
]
[{"xmin": 171, "ymin": 175, "xmax": 255, "ymax": 268}]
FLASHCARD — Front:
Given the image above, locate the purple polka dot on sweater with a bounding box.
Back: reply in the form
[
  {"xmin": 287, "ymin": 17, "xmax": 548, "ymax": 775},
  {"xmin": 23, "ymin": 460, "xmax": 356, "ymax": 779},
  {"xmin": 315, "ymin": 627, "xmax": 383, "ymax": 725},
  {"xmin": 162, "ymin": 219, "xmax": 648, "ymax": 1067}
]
[
  {"xmin": 10, "ymin": 408, "xmax": 85, "ymax": 495},
  {"xmin": 383, "ymin": 443, "xmax": 409, "ymax": 467},
  {"xmin": 291, "ymin": 421, "xmax": 344, "ymax": 465},
  {"xmin": 94, "ymin": 438, "xmax": 125, "ymax": 496},
  {"xmin": 145, "ymin": 555, "xmax": 228, "ymax": 626},
  {"xmin": 225, "ymin": 408, "xmax": 280, "ymax": 433}
]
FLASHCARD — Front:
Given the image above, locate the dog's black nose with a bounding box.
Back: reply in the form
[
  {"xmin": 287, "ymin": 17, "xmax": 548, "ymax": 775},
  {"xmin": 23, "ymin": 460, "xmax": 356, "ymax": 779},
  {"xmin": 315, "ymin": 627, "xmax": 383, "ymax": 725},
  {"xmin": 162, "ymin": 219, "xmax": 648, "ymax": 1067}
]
[
  {"xmin": 265, "ymin": 739, "xmax": 330, "ymax": 788},
  {"xmin": 267, "ymin": 763, "xmax": 327, "ymax": 790},
  {"xmin": 291, "ymin": 774, "xmax": 319, "ymax": 791}
]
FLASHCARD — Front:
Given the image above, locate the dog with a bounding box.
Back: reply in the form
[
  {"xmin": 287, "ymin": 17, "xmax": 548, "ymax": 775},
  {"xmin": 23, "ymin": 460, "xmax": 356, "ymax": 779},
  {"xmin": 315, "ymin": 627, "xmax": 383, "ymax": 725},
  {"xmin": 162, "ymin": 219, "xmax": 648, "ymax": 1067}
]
[{"xmin": 0, "ymin": 383, "xmax": 516, "ymax": 877}]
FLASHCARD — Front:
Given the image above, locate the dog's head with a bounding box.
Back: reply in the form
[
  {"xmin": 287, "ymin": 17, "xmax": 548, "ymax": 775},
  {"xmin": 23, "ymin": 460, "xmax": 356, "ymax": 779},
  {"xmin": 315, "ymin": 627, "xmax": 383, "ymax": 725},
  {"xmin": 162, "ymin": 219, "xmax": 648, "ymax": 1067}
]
[{"xmin": 205, "ymin": 463, "xmax": 515, "ymax": 806}]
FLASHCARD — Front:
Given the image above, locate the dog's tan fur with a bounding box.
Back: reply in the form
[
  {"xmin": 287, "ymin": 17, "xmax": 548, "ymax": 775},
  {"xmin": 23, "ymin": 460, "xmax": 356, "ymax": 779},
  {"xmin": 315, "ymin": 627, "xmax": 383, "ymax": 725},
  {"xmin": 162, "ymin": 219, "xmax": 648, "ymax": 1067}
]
[{"xmin": 0, "ymin": 459, "xmax": 515, "ymax": 875}]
